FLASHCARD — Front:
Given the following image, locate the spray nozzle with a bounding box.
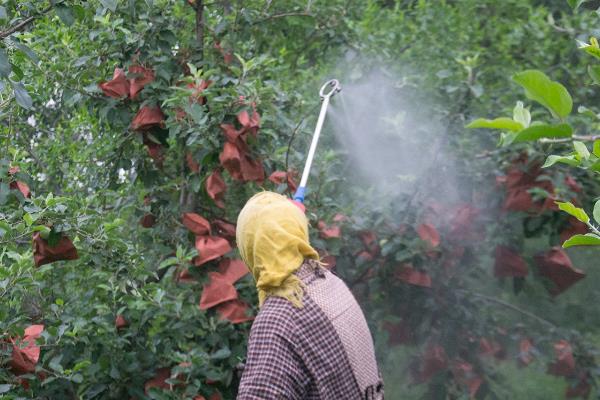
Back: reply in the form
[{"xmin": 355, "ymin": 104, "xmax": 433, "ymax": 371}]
[{"xmin": 319, "ymin": 79, "xmax": 342, "ymax": 100}]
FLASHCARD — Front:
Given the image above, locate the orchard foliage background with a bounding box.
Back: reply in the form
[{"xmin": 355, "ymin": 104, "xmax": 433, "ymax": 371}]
[{"xmin": 3, "ymin": 0, "xmax": 600, "ymax": 398}]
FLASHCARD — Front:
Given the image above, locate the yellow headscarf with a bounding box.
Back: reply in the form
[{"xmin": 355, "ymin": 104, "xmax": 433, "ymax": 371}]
[{"xmin": 236, "ymin": 191, "xmax": 319, "ymax": 308}]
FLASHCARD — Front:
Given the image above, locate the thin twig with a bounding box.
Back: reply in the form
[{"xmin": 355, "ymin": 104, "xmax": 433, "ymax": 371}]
[
  {"xmin": 252, "ymin": 12, "xmax": 314, "ymax": 25},
  {"xmin": 285, "ymin": 102, "xmax": 320, "ymax": 172},
  {"xmin": 459, "ymin": 290, "xmax": 557, "ymax": 329},
  {"xmin": 349, "ymin": 265, "xmax": 373, "ymax": 288},
  {"xmin": 0, "ymin": 95, "xmax": 13, "ymax": 109},
  {"xmin": 262, "ymin": 0, "xmax": 273, "ymax": 13}
]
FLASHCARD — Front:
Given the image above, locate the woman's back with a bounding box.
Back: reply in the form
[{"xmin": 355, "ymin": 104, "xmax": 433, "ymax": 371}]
[{"xmin": 237, "ymin": 260, "xmax": 384, "ymax": 400}]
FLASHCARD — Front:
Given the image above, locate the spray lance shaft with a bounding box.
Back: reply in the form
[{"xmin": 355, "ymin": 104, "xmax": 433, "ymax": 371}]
[{"xmin": 293, "ymin": 79, "xmax": 342, "ymax": 203}]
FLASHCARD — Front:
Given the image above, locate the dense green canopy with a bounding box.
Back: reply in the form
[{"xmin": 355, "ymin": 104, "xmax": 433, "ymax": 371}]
[{"xmin": 2, "ymin": 0, "xmax": 600, "ymax": 399}]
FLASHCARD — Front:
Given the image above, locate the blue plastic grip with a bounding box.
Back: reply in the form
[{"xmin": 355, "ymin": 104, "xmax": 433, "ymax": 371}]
[{"xmin": 293, "ymin": 186, "xmax": 306, "ymax": 203}]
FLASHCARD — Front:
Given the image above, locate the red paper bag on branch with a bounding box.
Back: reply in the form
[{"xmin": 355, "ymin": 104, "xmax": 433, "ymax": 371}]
[
  {"xmin": 359, "ymin": 230, "xmax": 380, "ymax": 256},
  {"xmin": 145, "ymin": 368, "xmax": 174, "ymax": 393},
  {"xmin": 417, "ymin": 223, "xmax": 440, "ymax": 247},
  {"xmin": 140, "ymin": 213, "xmax": 156, "ymax": 228},
  {"xmin": 115, "ymin": 315, "xmax": 128, "ymax": 330},
  {"xmin": 199, "ymin": 272, "xmax": 238, "ymax": 310},
  {"xmin": 206, "ymin": 170, "xmax": 226, "ymax": 209},
  {"xmin": 518, "ymin": 338, "xmax": 534, "ymax": 366},
  {"xmin": 217, "ymin": 258, "xmax": 249, "ymax": 284},
  {"xmin": 560, "ymin": 217, "xmax": 588, "ymax": 244},
  {"xmin": 10, "ymin": 324, "xmax": 44, "ymax": 375},
  {"xmin": 269, "ymin": 169, "xmax": 300, "ymax": 193},
  {"xmin": 99, "ymin": 67, "xmax": 130, "ymax": 98},
  {"xmin": 212, "ymin": 219, "xmax": 236, "ymax": 242},
  {"xmin": 451, "ymin": 360, "xmax": 483, "ymax": 398},
  {"xmin": 8, "ymin": 166, "xmax": 31, "ymax": 198},
  {"xmin": 317, "ymin": 221, "xmax": 341, "ymax": 239},
  {"xmin": 547, "ymin": 340, "xmax": 575, "ymax": 377},
  {"xmin": 182, "ymin": 213, "xmax": 211, "ymax": 236},
  {"xmin": 194, "ymin": 236, "xmax": 232, "ymax": 266},
  {"xmin": 383, "ymin": 320, "xmax": 413, "ymax": 346},
  {"xmin": 131, "ymin": 106, "xmax": 165, "ymax": 131},
  {"xmin": 216, "ymin": 299, "xmax": 254, "ymax": 324},
  {"xmin": 128, "ymin": 65, "xmax": 155, "ymax": 99},
  {"xmin": 534, "ymin": 247, "xmax": 585, "ymax": 295},
  {"xmin": 494, "ymin": 246, "xmax": 528, "ymax": 278},
  {"xmin": 394, "ymin": 264, "xmax": 432, "ymax": 288},
  {"xmin": 566, "ymin": 373, "xmax": 591, "ymax": 398},
  {"xmin": 187, "ymin": 79, "xmax": 211, "ymax": 105},
  {"xmin": 419, "ymin": 345, "xmax": 447, "ymax": 382},
  {"xmin": 186, "ymin": 152, "xmax": 200, "ymax": 173},
  {"xmin": 32, "ymin": 232, "xmax": 79, "ymax": 267}
]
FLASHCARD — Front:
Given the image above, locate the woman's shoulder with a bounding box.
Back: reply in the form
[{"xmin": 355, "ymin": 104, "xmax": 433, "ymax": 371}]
[{"xmin": 250, "ymin": 295, "xmax": 302, "ymax": 338}]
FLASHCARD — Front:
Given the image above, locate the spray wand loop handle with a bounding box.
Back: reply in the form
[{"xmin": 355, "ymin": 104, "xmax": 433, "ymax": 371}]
[{"xmin": 293, "ymin": 79, "xmax": 341, "ymax": 203}]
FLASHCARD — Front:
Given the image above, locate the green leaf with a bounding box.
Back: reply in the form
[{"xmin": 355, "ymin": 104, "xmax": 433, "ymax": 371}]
[
  {"xmin": 12, "ymin": 41, "xmax": 39, "ymax": 64},
  {"xmin": 578, "ymin": 105, "xmax": 599, "ymax": 119},
  {"xmin": 11, "ymin": 64, "xmax": 23, "ymax": 80},
  {"xmin": 71, "ymin": 5, "xmax": 85, "ymax": 20},
  {"xmin": 589, "ymin": 65, "xmax": 600, "ymax": 84},
  {"xmin": 542, "ymin": 154, "xmax": 579, "ymax": 168},
  {"xmin": 73, "ymin": 360, "xmax": 92, "ymax": 372},
  {"xmin": 512, "ymin": 70, "xmax": 573, "ymax": 119},
  {"xmin": 74, "ymin": 56, "xmax": 91, "ymax": 67},
  {"xmin": 513, "ymin": 101, "xmax": 531, "ymax": 128},
  {"xmin": 579, "ymin": 37, "xmax": 600, "ymax": 60},
  {"xmin": 556, "ymin": 201, "xmax": 590, "ymax": 224},
  {"xmin": 0, "ymin": 6, "xmax": 7, "ymax": 21},
  {"xmin": 210, "ymin": 347, "xmax": 231, "ymax": 360},
  {"xmin": 466, "ymin": 117, "xmax": 523, "ymax": 132},
  {"xmin": 23, "ymin": 213, "xmax": 34, "ymax": 226},
  {"xmin": 49, "ymin": 355, "xmax": 64, "ymax": 373},
  {"xmin": 0, "ymin": 220, "xmax": 10, "ymax": 237},
  {"xmin": 594, "ymin": 199, "xmax": 600, "ymax": 224},
  {"xmin": 100, "ymin": 0, "xmax": 118, "ymax": 11},
  {"xmin": 590, "ymin": 160, "xmax": 600, "ymax": 173},
  {"xmin": 11, "ymin": 82, "xmax": 33, "ymax": 109},
  {"xmin": 567, "ymin": 0, "xmax": 588, "ymax": 9},
  {"xmin": 55, "ymin": 5, "xmax": 75, "ymax": 25},
  {"xmin": 595, "ymin": 140, "xmax": 600, "ymax": 157},
  {"xmin": 512, "ymin": 123, "xmax": 572, "ymax": 143},
  {"xmin": 0, "ymin": 182, "xmax": 9, "ymax": 205},
  {"xmin": 563, "ymin": 234, "xmax": 600, "ymax": 248},
  {"xmin": 48, "ymin": 230, "xmax": 61, "ymax": 247},
  {"xmin": 574, "ymin": 141, "xmax": 590, "ymax": 160},
  {"xmin": 0, "ymin": 47, "xmax": 11, "ymax": 78},
  {"xmin": 158, "ymin": 257, "xmax": 179, "ymax": 269}
]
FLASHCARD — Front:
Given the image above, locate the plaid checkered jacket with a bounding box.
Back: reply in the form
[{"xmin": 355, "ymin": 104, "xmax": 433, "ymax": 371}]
[{"xmin": 237, "ymin": 260, "xmax": 384, "ymax": 399}]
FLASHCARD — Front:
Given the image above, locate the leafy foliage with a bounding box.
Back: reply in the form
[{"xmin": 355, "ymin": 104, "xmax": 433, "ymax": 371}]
[{"xmin": 3, "ymin": 0, "xmax": 600, "ymax": 399}]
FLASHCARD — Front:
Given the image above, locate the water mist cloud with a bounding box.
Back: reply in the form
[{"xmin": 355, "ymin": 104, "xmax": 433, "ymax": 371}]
[{"xmin": 325, "ymin": 67, "xmax": 461, "ymax": 209}]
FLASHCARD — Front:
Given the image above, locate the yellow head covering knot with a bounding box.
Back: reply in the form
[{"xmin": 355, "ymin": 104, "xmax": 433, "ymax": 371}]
[{"xmin": 236, "ymin": 191, "xmax": 319, "ymax": 308}]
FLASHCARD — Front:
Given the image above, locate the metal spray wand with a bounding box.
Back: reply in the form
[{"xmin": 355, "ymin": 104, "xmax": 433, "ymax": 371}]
[{"xmin": 293, "ymin": 79, "xmax": 342, "ymax": 203}]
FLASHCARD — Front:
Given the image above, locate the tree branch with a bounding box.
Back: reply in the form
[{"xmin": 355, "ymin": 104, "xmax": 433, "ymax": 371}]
[
  {"xmin": 0, "ymin": 4, "xmax": 56, "ymax": 40},
  {"xmin": 459, "ymin": 290, "xmax": 557, "ymax": 329},
  {"xmin": 180, "ymin": 0, "xmax": 204, "ymax": 211},
  {"xmin": 539, "ymin": 134, "xmax": 600, "ymax": 143},
  {"xmin": 195, "ymin": 0, "xmax": 204, "ymax": 50}
]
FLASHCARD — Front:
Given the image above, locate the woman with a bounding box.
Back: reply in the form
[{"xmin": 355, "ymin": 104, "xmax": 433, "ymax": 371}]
[{"xmin": 236, "ymin": 191, "xmax": 384, "ymax": 399}]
